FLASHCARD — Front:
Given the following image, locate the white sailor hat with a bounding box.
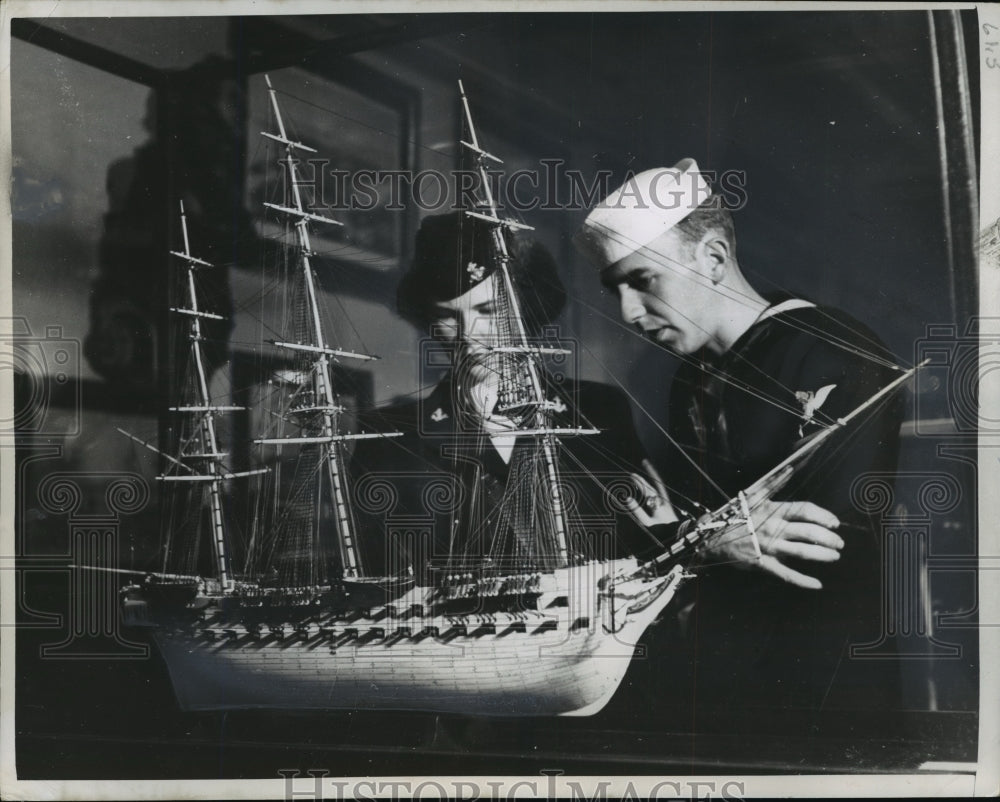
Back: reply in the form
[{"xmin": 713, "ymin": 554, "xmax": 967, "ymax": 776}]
[{"xmin": 573, "ymin": 159, "xmax": 711, "ymax": 271}]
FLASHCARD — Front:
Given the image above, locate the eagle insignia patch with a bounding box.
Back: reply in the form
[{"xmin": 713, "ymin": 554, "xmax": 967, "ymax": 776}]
[{"xmin": 795, "ymin": 384, "xmax": 837, "ymax": 436}]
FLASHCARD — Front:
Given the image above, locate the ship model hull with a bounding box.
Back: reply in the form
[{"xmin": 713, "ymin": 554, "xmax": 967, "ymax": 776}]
[{"xmin": 132, "ymin": 561, "xmax": 685, "ymax": 717}]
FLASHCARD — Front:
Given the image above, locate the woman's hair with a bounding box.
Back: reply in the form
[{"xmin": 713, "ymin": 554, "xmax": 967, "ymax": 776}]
[{"xmin": 396, "ymin": 212, "xmax": 566, "ymax": 335}]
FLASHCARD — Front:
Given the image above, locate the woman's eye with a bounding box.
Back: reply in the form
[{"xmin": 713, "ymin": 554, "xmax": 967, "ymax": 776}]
[{"xmin": 431, "ymin": 318, "xmax": 459, "ymax": 339}]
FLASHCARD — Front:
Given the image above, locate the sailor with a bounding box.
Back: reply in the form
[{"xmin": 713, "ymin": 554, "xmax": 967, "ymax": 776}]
[
  {"xmin": 574, "ymin": 160, "xmax": 904, "ymax": 719},
  {"xmin": 351, "ymin": 211, "xmax": 662, "ymax": 579}
]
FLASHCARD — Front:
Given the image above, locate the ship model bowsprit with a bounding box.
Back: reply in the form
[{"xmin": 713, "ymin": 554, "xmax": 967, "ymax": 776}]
[{"xmin": 111, "ymin": 77, "xmax": 921, "ymax": 717}]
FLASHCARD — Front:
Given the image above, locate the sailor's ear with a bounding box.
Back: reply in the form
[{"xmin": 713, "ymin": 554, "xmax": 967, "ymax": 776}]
[{"xmin": 698, "ymin": 234, "xmax": 730, "ymax": 284}]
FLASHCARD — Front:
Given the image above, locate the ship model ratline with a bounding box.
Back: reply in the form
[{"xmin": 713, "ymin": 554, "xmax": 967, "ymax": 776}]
[
  {"xmin": 114, "ymin": 76, "xmax": 690, "ymax": 717},
  {"xmin": 113, "ymin": 76, "xmax": 922, "ymax": 717}
]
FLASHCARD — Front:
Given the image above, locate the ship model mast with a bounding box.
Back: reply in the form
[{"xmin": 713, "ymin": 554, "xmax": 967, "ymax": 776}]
[
  {"xmin": 154, "ymin": 201, "xmax": 267, "ymax": 592},
  {"xmin": 456, "ymin": 80, "xmax": 598, "ymax": 571},
  {"xmin": 252, "ymin": 74, "xmax": 399, "ymax": 585}
]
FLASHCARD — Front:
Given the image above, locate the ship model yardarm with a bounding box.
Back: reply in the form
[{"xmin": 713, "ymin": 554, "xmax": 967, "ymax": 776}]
[{"xmin": 114, "ymin": 77, "xmax": 921, "ymax": 717}]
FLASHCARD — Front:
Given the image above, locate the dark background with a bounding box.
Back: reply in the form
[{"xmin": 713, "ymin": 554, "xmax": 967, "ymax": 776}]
[{"xmin": 10, "ymin": 8, "xmax": 981, "ymax": 778}]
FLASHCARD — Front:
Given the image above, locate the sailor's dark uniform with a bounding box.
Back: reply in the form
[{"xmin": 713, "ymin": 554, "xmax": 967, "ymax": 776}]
[{"xmin": 642, "ymin": 296, "xmax": 905, "ymax": 718}]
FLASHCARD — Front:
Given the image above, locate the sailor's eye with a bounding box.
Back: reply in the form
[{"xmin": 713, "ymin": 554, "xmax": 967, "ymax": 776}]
[{"xmin": 627, "ymin": 271, "xmax": 655, "ymax": 291}]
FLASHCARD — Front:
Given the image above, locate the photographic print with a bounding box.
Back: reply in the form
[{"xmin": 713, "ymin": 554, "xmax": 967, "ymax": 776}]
[{"xmin": 1, "ymin": 1, "xmax": 996, "ymax": 798}]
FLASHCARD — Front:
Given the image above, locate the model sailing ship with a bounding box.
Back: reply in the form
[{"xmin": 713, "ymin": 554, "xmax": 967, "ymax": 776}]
[
  {"xmin": 113, "ymin": 77, "xmax": 690, "ymax": 716},
  {"xmin": 116, "ymin": 77, "xmax": 921, "ymax": 717}
]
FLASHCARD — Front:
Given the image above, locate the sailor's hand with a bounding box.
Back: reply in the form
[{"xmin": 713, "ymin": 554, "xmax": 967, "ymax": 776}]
[
  {"xmin": 701, "ymin": 500, "xmax": 843, "ymax": 590},
  {"xmin": 624, "ymin": 459, "xmax": 679, "ymax": 527}
]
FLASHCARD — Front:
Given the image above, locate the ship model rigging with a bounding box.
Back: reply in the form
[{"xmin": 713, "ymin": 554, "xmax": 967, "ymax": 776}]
[{"xmin": 113, "ymin": 77, "xmax": 921, "ymax": 716}]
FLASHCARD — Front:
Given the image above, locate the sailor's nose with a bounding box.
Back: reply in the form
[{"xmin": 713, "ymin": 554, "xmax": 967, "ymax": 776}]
[{"xmin": 618, "ymin": 286, "xmax": 645, "ymax": 325}]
